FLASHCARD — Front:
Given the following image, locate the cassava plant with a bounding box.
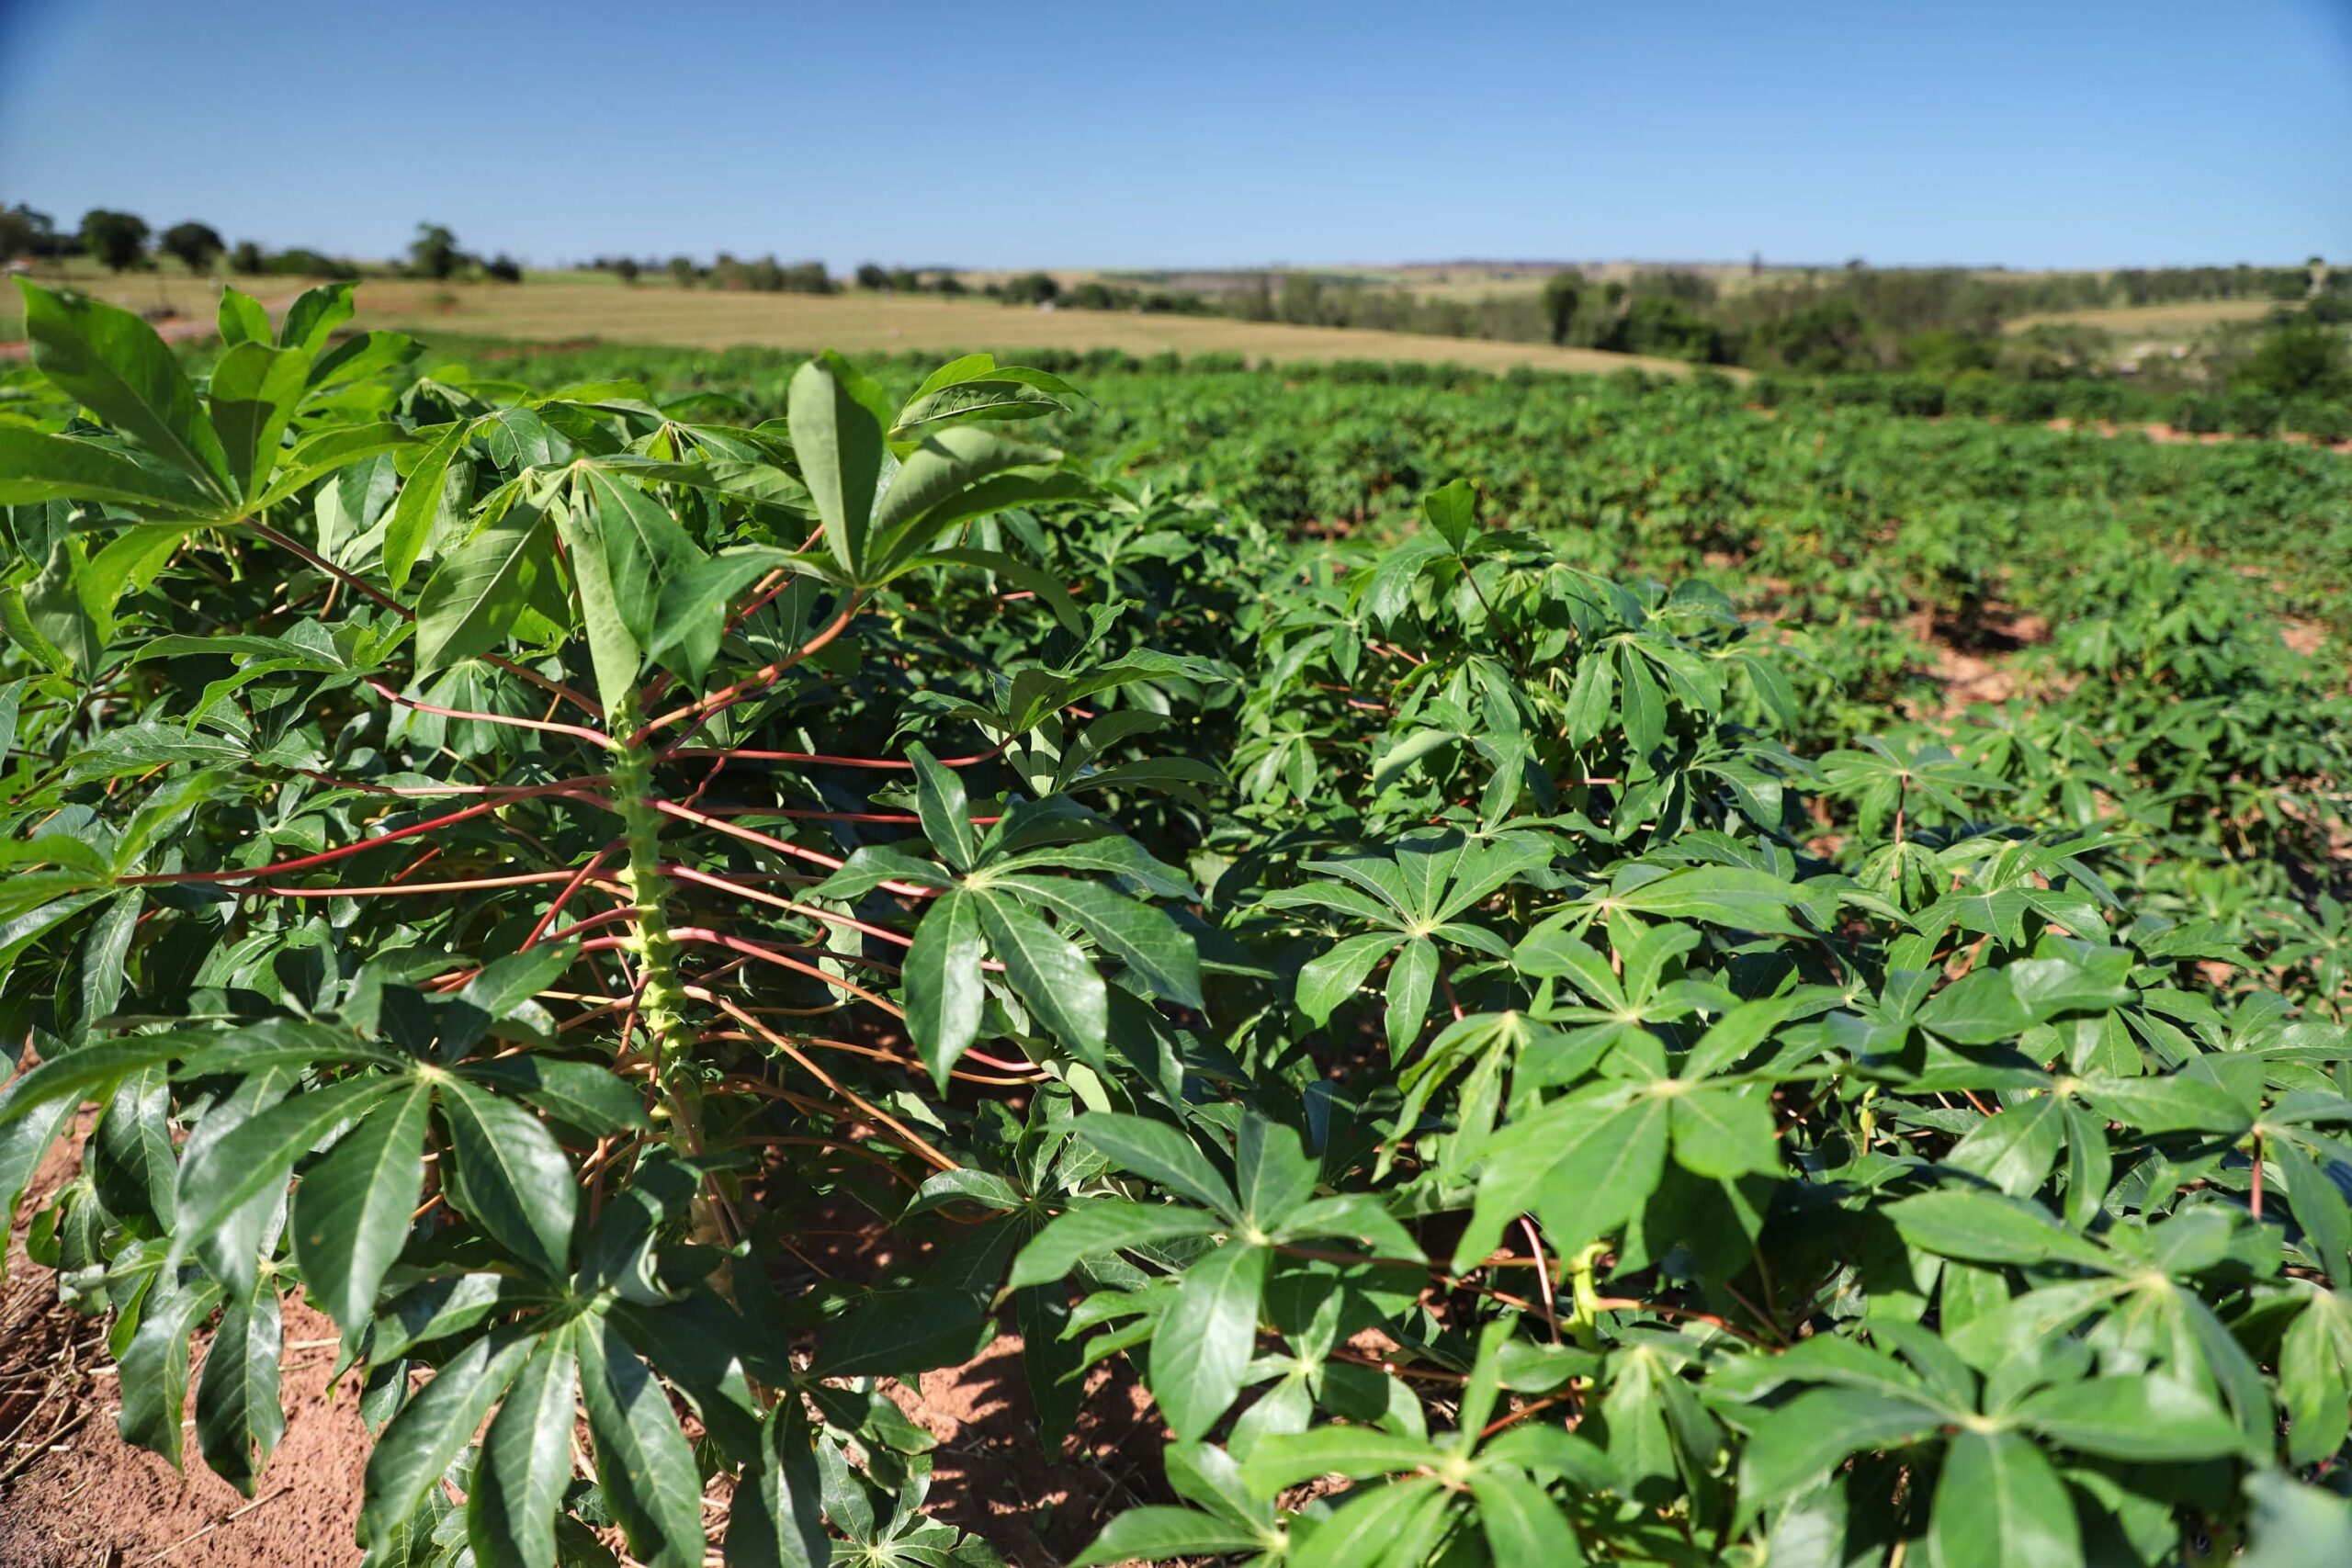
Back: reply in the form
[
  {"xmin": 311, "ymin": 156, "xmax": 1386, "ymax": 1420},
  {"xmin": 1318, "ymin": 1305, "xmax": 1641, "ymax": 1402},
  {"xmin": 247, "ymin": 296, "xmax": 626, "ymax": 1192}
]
[{"xmin": 2, "ymin": 279, "xmax": 2351, "ymax": 1568}]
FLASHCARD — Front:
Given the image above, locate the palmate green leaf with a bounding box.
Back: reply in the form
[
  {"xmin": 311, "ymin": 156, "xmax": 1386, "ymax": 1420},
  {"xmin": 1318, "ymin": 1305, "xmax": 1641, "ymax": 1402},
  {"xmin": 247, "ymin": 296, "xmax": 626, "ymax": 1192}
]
[
  {"xmin": 1916, "ymin": 969, "xmax": 2033, "ymax": 1045},
  {"xmin": 1278, "ymin": 1193, "xmax": 1424, "ymax": 1260},
  {"xmin": 1009, "ymin": 1201, "xmax": 1221, "ymax": 1287},
  {"xmin": 19, "ymin": 281, "xmax": 232, "ymax": 499},
  {"xmin": 384, "ymin": 419, "xmax": 475, "ymax": 592},
  {"xmin": 989, "ymin": 874, "xmax": 1203, "ymax": 1007},
  {"xmin": 254, "ymin": 421, "xmax": 420, "ymax": 509},
  {"xmin": 891, "ymin": 544, "xmax": 1090, "ymax": 634},
  {"xmin": 790, "ymin": 352, "xmax": 886, "ymax": 580},
  {"xmin": 1884, "ymin": 1189, "xmax": 2114, "ymax": 1271},
  {"xmin": 208, "ymin": 340, "xmax": 309, "ymax": 502},
  {"xmin": 218, "ymin": 288, "xmax": 270, "ymax": 346},
  {"xmin": 552, "ymin": 490, "xmax": 639, "ymax": 716},
  {"xmin": 1928, "ymin": 1430, "xmax": 2079, "ymax": 1568},
  {"xmin": 2076, "ymin": 1070, "xmax": 2253, "ymax": 1135},
  {"xmin": 1242, "ymin": 1427, "xmax": 1438, "ymax": 1492},
  {"xmin": 469, "ymin": 1324, "xmax": 579, "ymax": 1568},
  {"xmin": 290, "ymin": 1082, "xmax": 431, "ymax": 1334},
  {"xmin": 2242, "ymin": 1467, "xmax": 2352, "ymax": 1568},
  {"xmin": 0, "ymin": 1097, "xmax": 76, "ymax": 1253},
  {"xmin": 1150, "ymin": 1239, "xmax": 1270, "ymax": 1441},
  {"xmin": 2274, "ymin": 1135, "xmax": 2351, "ymax": 1285},
  {"xmin": 814, "ymin": 1284, "xmax": 989, "ymax": 1377},
  {"xmin": 905, "ymin": 889, "xmax": 987, "ymax": 1089},
  {"xmin": 1298, "ymin": 931, "xmax": 1402, "ymax": 1027},
  {"xmin": 437, "ymin": 1077, "xmax": 578, "ymax": 1279},
  {"xmin": 1667, "ymin": 1084, "xmax": 1780, "ymax": 1179},
  {"xmin": 1947, "ymin": 1095, "xmax": 2068, "ymax": 1199},
  {"xmin": 457, "ymin": 942, "xmax": 585, "ymax": 1023},
  {"xmin": 177, "ymin": 1074, "xmax": 398, "ymax": 1298},
  {"xmin": 1736, "ymin": 1387, "xmax": 1950, "ymax": 1520},
  {"xmin": 908, "ymin": 741, "xmax": 977, "ymax": 873},
  {"xmin": 308, "ymin": 329, "xmax": 418, "ymax": 389},
  {"xmin": 1384, "ymin": 934, "xmax": 1441, "ymax": 1055},
  {"xmin": 194, "ymin": 1285, "xmax": 286, "ymax": 1495},
  {"xmin": 118, "ymin": 1272, "xmax": 224, "ymax": 1467},
  {"xmin": 1478, "ymin": 1425, "xmax": 1617, "ymax": 1491},
  {"xmin": 1600, "ymin": 864, "xmax": 1808, "ymax": 936},
  {"xmin": 892, "ymin": 355, "xmax": 1083, "ymax": 438},
  {"xmin": 2011, "ymin": 1375, "xmax": 2246, "ymax": 1460},
  {"xmin": 642, "ymin": 545, "xmax": 808, "ymax": 681},
  {"xmin": 869, "ymin": 426, "xmax": 1059, "ymax": 543},
  {"xmin": 577, "ymin": 1314, "xmax": 706, "ymax": 1568},
  {"xmin": 1471, "ymin": 1464, "xmax": 1588, "ymax": 1568},
  {"xmin": 361, "ymin": 1328, "xmax": 535, "ymax": 1555},
  {"xmin": 0, "ymin": 424, "xmax": 218, "ymax": 514},
  {"xmin": 723, "ymin": 1405, "xmax": 831, "ymax": 1568},
  {"xmin": 575, "ymin": 467, "xmax": 704, "ymax": 644},
  {"xmin": 457, "ymin": 1057, "xmax": 649, "ymax": 1135},
  {"xmin": 1078, "ymin": 1112, "xmax": 1239, "ymax": 1218},
  {"xmin": 1455, "ymin": 1092, "xmax": 1668, "ymax": 1272},
  {"xmin": 413, "ymin": 502, "xmax": 564, "ymax": 672},
  {"xmin": 973, "ymin": 887, "xmax": 1108, "ymax": 1063},
  {"xmin": 1069, "ymin": 1506, "xmax": 1270, "ymax": 1567},
  {"xmin": 1291, "ymin": 1476, "xmax": 1448, "ymax": 1568},
  {"xmin": 278, "ymin": 281, "xmax": 356, "ymax": 355},
  {"xmin": 95, "ymin": 1061, "xmax": 174, "ymax": 1219},
  {"xmin": 7, "ymin": 539, "xmax": 103, "ymax": 679},
  {"xmin": 1235, "ymin": 1116, "xmax": 1318, "ymax": 1229}
]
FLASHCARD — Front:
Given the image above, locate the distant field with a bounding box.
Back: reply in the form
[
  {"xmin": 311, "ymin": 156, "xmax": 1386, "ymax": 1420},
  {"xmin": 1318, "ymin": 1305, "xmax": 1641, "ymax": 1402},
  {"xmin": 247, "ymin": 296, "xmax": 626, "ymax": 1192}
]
[
  {"xmin": 2004, "ymin": 298, "xmax": 2278, "ymax": 338},
  {"xmin": 0, "ymin": 265, "xmax": 312, "ymax": 341},
  {"xmin": 344, "ymin": 278, "xmax": 1713, "ymax": 376}
]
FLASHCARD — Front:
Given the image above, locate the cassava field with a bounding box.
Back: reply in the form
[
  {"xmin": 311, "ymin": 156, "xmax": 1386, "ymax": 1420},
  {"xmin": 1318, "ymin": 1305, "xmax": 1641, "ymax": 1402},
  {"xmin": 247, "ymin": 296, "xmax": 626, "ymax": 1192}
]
[{"xmin": 0, "ymin": 282, "xmax": 2349, "ymax": 1567}]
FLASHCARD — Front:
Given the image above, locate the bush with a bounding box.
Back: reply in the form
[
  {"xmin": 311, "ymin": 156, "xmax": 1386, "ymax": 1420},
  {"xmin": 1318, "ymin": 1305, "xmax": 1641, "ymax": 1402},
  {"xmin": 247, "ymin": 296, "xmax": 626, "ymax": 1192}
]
[{"xmin": 2284, "ymin": 394, "xmax": 2352, "ymax": 442}]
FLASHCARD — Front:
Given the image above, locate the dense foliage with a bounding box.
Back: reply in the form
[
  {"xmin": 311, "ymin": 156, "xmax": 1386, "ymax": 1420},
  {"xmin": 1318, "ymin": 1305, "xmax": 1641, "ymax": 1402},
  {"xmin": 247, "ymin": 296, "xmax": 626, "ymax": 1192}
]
[{"xmin": 2, "ymin": 281, "xmax": 2350, "ymax": 1566}]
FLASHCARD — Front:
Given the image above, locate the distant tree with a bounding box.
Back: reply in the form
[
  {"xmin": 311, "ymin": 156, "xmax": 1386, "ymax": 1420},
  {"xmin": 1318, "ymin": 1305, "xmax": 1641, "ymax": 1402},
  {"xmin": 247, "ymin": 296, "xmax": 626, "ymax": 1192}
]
[
  {"xmin": 781, "ymin": 261, "xmax": 834, "ymax": 295},
  {"xmin": 483, "ymin": 253, "xmax": 524, "ymax": 283},
  {"xmin": 614, "ymin": 256, "xmax": 640, "ymax": 285},
  {"xmin": 0, "ymin": 204, "xmax": 59, "ymax": 261},
  {"xmin": 158, "ymin": 221, "xmax": 225, "ymax": 273},
  {"xmin": 854, "ymin": 262, "xmax": 890, "ymax": 290},
  {"xmin": 888, "ymin": 267, "xmax": 922, "ymax": 293},
  {"xmin": 1277, "ymin": 272, "xmax": 1324, "ymax": 324},
  {"xmin": 228, "ymin": 239, "xmax": 266, "ymax": 275},
  {"xmin": 2232, "ymin": 322, "xmax": 2351, "ymax": 400},
  {"xmin": 1541, "ymin": 272, "xmax": 1581, "ymax": 345},
  {"xmin": 1901, "ymin": 328, "xmax": 1997, "ymax": 378},
  {"xmin": 1001, "ymin": 271, "xmax": 1059, "ymax": 306},
  {"xmin": 667, "ymin": 255, "xmax": 697, "ymax": 288},
  {"xmin": 933, "ymin": 272, "xmax": 967, "ymax": 295},
  {"xmin": 79, "ymin": 209, "xmax": 150, "ymax": 272},
  {"xmin": 410, "ymin": 222, "xmax": 463, "ymax": 281},
  {"xmin": 1743, "ymin": 299, "xmax": 1871, "ymax": 373},
  {"xmin": 268, "ymin": 248, "xmax": 361, "ymax": 280}
]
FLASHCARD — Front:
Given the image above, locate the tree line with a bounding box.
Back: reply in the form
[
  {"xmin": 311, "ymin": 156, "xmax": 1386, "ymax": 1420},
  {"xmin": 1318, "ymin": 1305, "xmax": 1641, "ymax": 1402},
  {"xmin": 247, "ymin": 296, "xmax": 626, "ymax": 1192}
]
[{"xmin": 0, "ymin": 204, "xmax": 528, "ymax": 285}]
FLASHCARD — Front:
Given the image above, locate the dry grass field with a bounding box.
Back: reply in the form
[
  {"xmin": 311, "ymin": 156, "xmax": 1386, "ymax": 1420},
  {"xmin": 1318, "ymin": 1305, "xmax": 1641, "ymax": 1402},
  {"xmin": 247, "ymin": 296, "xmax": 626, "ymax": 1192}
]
[
  {"xmin": 343, "ymin": 277, "xmax": 1710, "ymax": 374},
  {"xmin": 2004, "ymin": 297, "xmax": 2278, "ymax": 337},
  {"xmin": 2, "ymin": 265, "xmax": 1709, "ymax": 374}
]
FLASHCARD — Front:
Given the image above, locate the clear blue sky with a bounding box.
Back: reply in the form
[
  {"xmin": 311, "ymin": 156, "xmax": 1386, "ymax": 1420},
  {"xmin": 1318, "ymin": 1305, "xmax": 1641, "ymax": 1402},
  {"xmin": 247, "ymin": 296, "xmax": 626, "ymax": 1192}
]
[{"xmin": 2, "ymin": 0, "xmax": 2346, "ymax": 271}]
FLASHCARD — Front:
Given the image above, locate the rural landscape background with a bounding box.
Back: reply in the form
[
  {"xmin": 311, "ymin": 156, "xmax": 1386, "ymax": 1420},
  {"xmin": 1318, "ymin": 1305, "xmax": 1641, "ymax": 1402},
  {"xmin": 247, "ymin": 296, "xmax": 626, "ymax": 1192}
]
[{"xmin": 1, "ymin": 2, "xmax": 2350, "ymax": 1566}]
